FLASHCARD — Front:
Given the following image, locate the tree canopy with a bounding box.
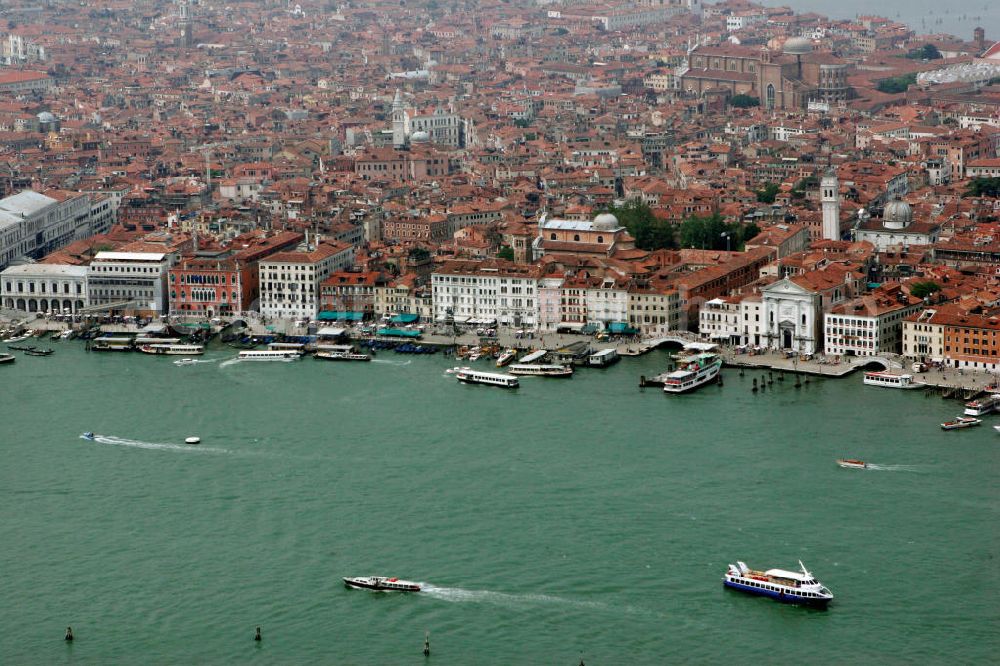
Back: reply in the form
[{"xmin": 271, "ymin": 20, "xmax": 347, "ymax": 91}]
[
  {"xmin": 906, "ymin": 43, "xmax": 942, "ymax": 60},
  {"xmin": 496, "ymin": 245, "xmax": 515, "ymax": 261},
  {"xmin": 877, "ymin": 73, "xmax": 917, "ymax": 94},
  {"xmin": 964, "ymin": 177, "xmax": 1000, "ymax": 198},
  {"xmin": 755, "ymin": 182, "xmax": 780, "ymax": 204},
  {"xmin": 909, "ymin": 281, "xmax": 941, "ymax": 299},
  {"xmin": 679, "ymin": 213, "xmax": 760, "ymax": 251},
  {"xmin": 602, "ymin": 200, "xmax": 677, "ymax": 251},
  {"xmin": 729, "ymin": 94, "xmax": 760, "ymax": 108}
]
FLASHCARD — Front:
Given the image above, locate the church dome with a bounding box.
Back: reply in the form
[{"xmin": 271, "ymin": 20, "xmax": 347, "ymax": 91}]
[
  {"xmin": 883, "ymin": 199, "xmax": 912, "ymax": 229},
  {"xmin": 782, "ymin": 37, "xmax": 813, "ymax": 55},
  {"xmin": 593, "ymin": 212, "xmax": 619, "ymax": 231},
  {"xmin": 410, "ymin": 130, "xmax": 430, "ymax": 143},
  {"xmin": 37, "ymin": 111, "xmax": 56, "ymax": 123}
]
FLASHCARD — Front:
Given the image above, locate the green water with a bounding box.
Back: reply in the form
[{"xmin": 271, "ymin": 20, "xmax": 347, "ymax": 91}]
[{"xmin": 1, "ymin": 344, "xmax": 998, "ymax": 664}]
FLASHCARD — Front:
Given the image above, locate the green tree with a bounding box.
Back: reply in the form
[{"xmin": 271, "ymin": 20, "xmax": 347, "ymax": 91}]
[
  {"xmin": 496, "ymin": 245, "xmax": 515, "ymax": 261},
  {"xmin": 729, "ymin": 94, "xmax": 760, "ymax": 108},
  {"xmin": 755, "ymin": 182, "xmax": 780, "ymax": 204},
  {"xmin": 602, "ymin": 200, "xmax": 677, "ymax": 251},
  {"xmin": 877, "ymin": 73, "xmax": 917, "ymax": 94},
  {"xmin": 680, "ymin": 214, "xmax": 760, "ymax": 250},
  {"xmin": 909, "ymin": 280, "xmax": 941, "ymax": 298},
  {"xmin": 964, "ymin": 177, "xmax": 1000, "ymax": 198},
  {"xmin": 906, "ymin": 43, "xmax": 942, "ymax": 60}
]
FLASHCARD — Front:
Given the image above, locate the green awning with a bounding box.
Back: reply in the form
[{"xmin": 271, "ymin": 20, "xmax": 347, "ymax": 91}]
[
  {"xmin": 608, "ymin": 322, "xmax": 638, "ymax": 335},
  {"xmin": 318, "ymin": 311, "xmax": 364, "ymax": 321},
  {"xmin": 377, "ymin": 327, "xmax": 421, "ymax": 338},
  {"xmin": 390, "ymin": 313, "xmax": 419, "ymax": 324}
]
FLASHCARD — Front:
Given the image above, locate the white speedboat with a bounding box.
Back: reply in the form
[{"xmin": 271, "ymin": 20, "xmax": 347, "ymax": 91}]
[
  {"xmin": 941, "ymin": 416, "xmax": 981, "ymax": 431},
  {"xmin": 964, "ymin": 394, "xmax": 1000, "ymax": 416},
  {"xmin": 0, "ymin": 353, "xmax": 14, "ymax": 364},
  {"xmin": 496, "ymin": 349, "xmax": 517, "ymax": 367},
  {"xmin": 663, "ymin": 352, "xmax": 722, "ymax": 393},
  {"xmin": 81, "ymin": 432, "xmax": 96, "ymax": 440},
  {"xmin": 993, "ymin": 425, "xmax": 1000, "ymax": 434},
  {"xmin": 836, "ymin": 459, "xmax": 867, "ymax": 469},
  {"xmin": 4, "ymin": 334, "xmax": 31, "ymax": 344},
  {"xmin": 723, "ymin": 560, "xmax": 833, "ymax": 606},
  {"xmin": 173, "ymin": 358, "xmax": 199, "ymax": 366},
  {"xmin": 185, "ymin": 436, "xmax": 201, "ymax": 445},
  {"xmin": 863, "ymin": 371, "xmax": 921, "ymax": 389},
  {"xmin": 343, "ymin": 576, "xmax": 421, "ymax": 592}
]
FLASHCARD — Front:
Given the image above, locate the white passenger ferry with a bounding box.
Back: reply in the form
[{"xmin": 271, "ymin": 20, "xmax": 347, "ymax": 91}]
[
  {"xmin": 138, "ymin": 343, "xmax": 205, "ymax": 356},
  {"xmin": 862, "ymin": 371, "xmax": 921, "ymax": 389},
  {"xmin": 238, "ymin": 350, "xmax": 301, "ymax": 362},
  {"xmin": 507, "ymin": 363, "xmax": 573, "ymax": 377},
  {"xmin": 662, "ymin": 352, "xmax": 722, "ymax": 393},
  {"xmin": 963, "ymin": 393, "xmax": 1000, "ymax": 416},
  {"xmin": 455, "ymin": 368, "xmax": 519, "ymax": 388},
  {"xmin": 723, "ymin": 560, "xmax": 833, "ymax": 607}
]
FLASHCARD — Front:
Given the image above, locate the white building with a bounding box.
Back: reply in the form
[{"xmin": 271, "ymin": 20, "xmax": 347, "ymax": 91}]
[
  {"xmin": 0, "ymin": 190, "xmax": 96, "ymax": 271},
  {"xmin": 585, "ymin": 278, "xmax": 629, "ymax": 330},
  {"xmin": 901, "ymin": 308, "xmax": 945, "ymax": 363},
  {"xmin": 88, "ymin": 252, "xmax": 175, "ymax": 314},
  {"xmin": 739, "ymin": 294, "xmax": 764, "ymax": 346},
  {"xmin": 259, "ymin": 241, "xmax": 355, "ymax": 321},
  {"xmin": 821, "ymin": 168, "xmax": 840, "ymax": 241},
  {"xmin": 823, "ymin": 288, "xmax": 923, "ymax": 356},
  {"xmin": 761, "ymin": 277, "xmax": 822, "ymax": 354},
  {"xmin": 431, "ymin": 260, "xmax": 540, "ymax": 327},
  {"xmin": 699, "ymin": 297, "xmax": 741, "ymax": 344},
  {"xmin": 854, "ymin": 200, "xmax": 940, "ymax": 252},
  {"xmin": 1, "ymin": 263, "xmax": 88, "ymax": 313}
]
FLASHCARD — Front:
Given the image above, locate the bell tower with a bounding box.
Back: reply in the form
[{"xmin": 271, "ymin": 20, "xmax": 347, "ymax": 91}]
[{"xmin": 821, "ymin": 168, "xmax": 840, "ymax": 241}]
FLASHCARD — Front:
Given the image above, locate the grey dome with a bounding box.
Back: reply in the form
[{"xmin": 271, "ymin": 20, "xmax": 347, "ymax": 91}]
[
  {"xmin": 410, "ymin": 130, "xmax": 430, "ymax": 143},
  {"xmin": 783, "ymin": 37, "xmax": 813, "ymax": 55},
  {"xmin": 593, "ymin": 212, "xmax": 619, "ymax": 231},
  {"xmin": 884, "ymin": 200, "xmax": 912, "ymax": 229},
  {"xmin": 37, "ymin": 111, "xmax": 56, "ymax": 123}
]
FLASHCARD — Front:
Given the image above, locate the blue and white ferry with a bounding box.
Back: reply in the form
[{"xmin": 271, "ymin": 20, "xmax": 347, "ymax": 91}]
[{"xmin": 723, "ymin": 560, "xmax": 833, "ymax": 606}]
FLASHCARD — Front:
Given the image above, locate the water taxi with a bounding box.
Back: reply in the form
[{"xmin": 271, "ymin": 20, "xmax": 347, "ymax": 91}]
[
  {"xmin": 836, "ymin": 459, "xmax": 867, "ymax": 469},
  {"xmin": 507, "ymin": 363, "xmax": 573, "ymax": 377},
  {"xmin": 662, "ymin": 352, "xmax": 722, "ymax": 394},
  {"xmin": 173, "ymin": 358, "xmax": 199, "ymax": 366},
  {"xmin": 238, "ymin": 350, "xmax": 301, "ymax": 362},
  {"xmin": 81, "ymin": 432, "xmax": 96, "ymax": 440},
  {"xmin": 496, "ymin": 349, "xmax": 517, "ymax": 367},
  {"xmin": 343, "ymin": 576, "xmax": 421, "ymax": 592},
  {"xmin": 0, "ymin": 353, "xmax": 14, "ymax": 364},
  {"xmin": 4, "ymin": 333, "xmax": 32, "ymax": 344},
  {"xmin": 941, "ymin": 416, "xmax": 982, "ymax": 430},
  {"xmin": 455, "ymin": 368, "xmax": 519, "ymax": 388},
  {"xmin": 862, "ymin": 371, "xmax": 921, "ymax": 389},
  {"xmin": 139, "ymin": 343, "xmax": 205, "ymax": 356},
  {"xmin": 963, "ymin": 394, "xmax": 1000, "ymax": 416},
  {"xmin": 723, "ymin": 561, "xmax": 833, "ymax": 606},
  {"xmin": 24, "ymin": 348, "xmax": 53, "ymax": 356},
  {"xmin": 185, "ymin": 436, "xmax": 201, "ymax": 445}
]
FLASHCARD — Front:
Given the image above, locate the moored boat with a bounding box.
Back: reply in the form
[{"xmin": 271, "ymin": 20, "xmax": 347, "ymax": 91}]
[
  {"xmin": 238, "ymin": 350, "xmax": 301, "ymax": 362},
  {"xmin": 4, "ymin": 333, "xmax": 32, "ymax": 344},
  {"xmin": 496, "ymin": 349, "xmax": 517, "ymax": 367},
  {"xmin": 723, "ymin": 560, "xmax": 833, "ymax": 606},
  {"xmin": 507, "ymin": 363, "xmax": 573, "ymax": 377},
  {"xmin": 662, "ymin": 352, "xmax": 722, "ymax": 394},
  {"xmin": 343, "ymin": 576, "xmax": 421, "ymax": 592},
  {"xmin": 139, "ymin": 343, "xmax": 205, "ymax": 356},
  {"xmin": 24, "ymin": 348, "xmax": 53, "ymax": 356},
  {"xmin": 0, "ymin": 353, "xmax": 15, "ymax": 364},
  {"xmin": 315, "ymin": 351, "xmax": 371, "ymax": 361},
  {"xmin": 455, "ymin": 368, "xmax": 519, "ymax": 388},
  {"xmin": 963, "ymin": 393, "xmax": 1000, "ymax": 416},
  {"xmin": 863, "ymin": 371, "xmax": 921, "ymax": 389},
  {"xmin": 941, "ymin": 416, "xmax": 982, "ymax": 430},
  {"xmin": 836, "ymin": 458, "xmax": 867, "ymax": 469}
]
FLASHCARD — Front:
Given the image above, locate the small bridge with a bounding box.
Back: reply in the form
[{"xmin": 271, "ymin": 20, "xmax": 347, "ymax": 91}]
[
  {"xmin": 619, "ymin": 331, "xmax": 702, "ymax": 356},
  {"xmin": 853, "ymin": 354, "xmax": 907, "ymax": 371}
]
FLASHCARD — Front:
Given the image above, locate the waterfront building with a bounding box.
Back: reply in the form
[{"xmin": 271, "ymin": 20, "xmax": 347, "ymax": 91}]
[
  {"xmin": 168, "ymin": 257, "xmax": 245, "ymax": 316},
  {"xmin": 0, "ymin": 263, "xmax": 88, "ymax": 313},
  {"xmin": 319, "ymin": 271, "xmax": 385, "ymax": 319},
  {"xmin": 739, "ymin": 294, "xmax": 765, "ymax": 347},
  {"xmin": 699, "ymin": 297, "xmax": 742, "ymax": 345},
  {"xmin": 902, "ymin": 308, "xmax": 947, "ymax": 364},
  {"xmin": 374, "ymin": 274, "xmax": 432, "ymax": 321},
  {"xmin": 934, "ymin": 309, "xmax": 1000, "ymax": 371},
  {"xmin": 823, "ymin": 286, "xmax": 923, "ymax": 356},
  {"xmin": 0, "ymin": 190, "xmax": 97, "ymax": 271},
  {"xmin": 584, "ymin": 276, "xmax": 630, "ymax": 332},
  {"xmin": 761, "ymin": 277, "xmax": 823, "ymax": 354},
  {"xmin": 259, "ymin": 241, "xmax": 355, "ymax": 321},
  {"xmin": 627, "ymin": 282, "xmax": 681, "ymax": 336},
  {"xmin": 431, "ymin": 260, "xmax": 539, "ymax": 327},
  {"xmin": 88, "ymin": 251, "xmax": 175, "ymax": 315}
]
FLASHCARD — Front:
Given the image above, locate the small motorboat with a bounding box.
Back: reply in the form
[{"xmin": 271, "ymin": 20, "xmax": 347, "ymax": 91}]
[
  {"xmin": 496, "ymin": 349, "xmax": 517, "ymax": 367},
  {"xmin": 185, "ymin": 436, "xmax": 201, "ymax": 445},
  {"xmin": 941, "ymin": 416, "xmax": 982, "ymax": 430},
  {"xmin": 4, "ymin": 334, "xmax": 31, "ymax": 344},
  {"xmin": 173, "ymin": 358, "xmax": 199, "ymax": 366},
  {"xmin": 24, "ymin": 348, "xmax": 53, "ymax": 356},
  {"xmin": 444, "ymin": 366, "xmax": 471, "ymax": 374},
  {"xmin": 81, "ymin": 432, "xmax": 96, "ymax": 440},
  {"xmin": 0, "ymin": 353, "xmax": 15, "ymax": 364},
  {"xmin": 343, "ymin": 576, "xmax": 421, "ymax": 592},
  {"xmin": 836, "ymin": 459, "xmax": 867, "ymax": 469}
]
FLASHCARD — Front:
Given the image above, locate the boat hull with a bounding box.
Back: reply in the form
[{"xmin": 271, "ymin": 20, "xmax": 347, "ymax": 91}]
[
  {"xmin": 723, "ymin": 580, "xmax": 830, "ymax": 607},
  {"xmin": 343, "ymin": 578, "xmax": 420, "ymax": 592}
]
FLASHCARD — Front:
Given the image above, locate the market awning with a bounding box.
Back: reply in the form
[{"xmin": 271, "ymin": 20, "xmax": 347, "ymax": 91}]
[
  {"xmin": 390, "ymin": 313, "xmax": 419, "ymax": 324},
  {"xmin": 608, "ymin": 322, "xmax": 637, "ymax": 335},
  {"xmin": 318, "ymin": 311, "xmax": 365, "ymax": 321}
]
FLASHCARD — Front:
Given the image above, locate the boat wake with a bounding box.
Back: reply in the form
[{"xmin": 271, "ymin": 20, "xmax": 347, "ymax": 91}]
[
  {"xmin": 219, "ymin": 357, "xmax": 242, "ymax": 368},
  {"xmin": 372, "ymin": 359, "xmax": 412, "ymax": 366},
  {"xmin": 80, "ymin": 434, "xmax": 232, "ymax": 454},
  {"xmin": 419, "ymin": 583, "xmax": 650, "ymax": 616},
  {"xmin": 864, "ymin": 464, "xmax": 922, "ymax": 472}
]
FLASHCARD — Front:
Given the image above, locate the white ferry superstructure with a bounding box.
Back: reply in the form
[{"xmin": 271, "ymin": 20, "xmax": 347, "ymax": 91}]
[
  {"xmin": 507, "ymin": 363, "xmax": 573, "ymax": 377},
  {"xmin": 238, "ymin": 350, "xmax": 301, "ymax": 362},
  {"xmin": 862, "ymin": 371, "xmax": 921, "ymax": 389},
  {"xmin": 964, "ymin": 393, "xmax": 1000, "ymax": 416},
  {"xmin": 455, "ymin": 368, "xmax": 519, "ymax": 388},
  {"xmin": 662, "ymin": 352, "xmax": 721, "ymax": 393},
  {"xmin": 723, "ymin": 560, "xmax": 833, "ymax": 606}
]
